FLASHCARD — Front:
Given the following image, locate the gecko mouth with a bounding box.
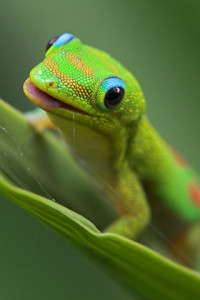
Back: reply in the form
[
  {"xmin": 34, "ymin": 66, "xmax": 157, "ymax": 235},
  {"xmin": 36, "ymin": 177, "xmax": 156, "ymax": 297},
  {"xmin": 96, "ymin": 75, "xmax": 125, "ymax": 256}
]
[{"xmin": 23, "ymin": 77, "xmax": 89, "ymax": 115}]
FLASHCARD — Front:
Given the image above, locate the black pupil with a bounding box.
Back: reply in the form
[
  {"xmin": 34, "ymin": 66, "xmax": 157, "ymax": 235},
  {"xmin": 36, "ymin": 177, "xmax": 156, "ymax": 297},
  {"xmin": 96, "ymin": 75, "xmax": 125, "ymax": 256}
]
[
  {"xmin": 104, "ymin": 87, "xmax": 124, "ymax": 109},
  {"xmin": 46, "ymin": 36, "xmax": 59, "ymax": 51}
]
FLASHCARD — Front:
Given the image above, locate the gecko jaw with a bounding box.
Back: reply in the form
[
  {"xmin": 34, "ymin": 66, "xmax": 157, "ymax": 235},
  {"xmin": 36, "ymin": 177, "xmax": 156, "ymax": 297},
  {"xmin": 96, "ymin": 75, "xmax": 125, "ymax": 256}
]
[{"xmin": 23, "ymin": 77, "xmax": 90, "ymax": 116}]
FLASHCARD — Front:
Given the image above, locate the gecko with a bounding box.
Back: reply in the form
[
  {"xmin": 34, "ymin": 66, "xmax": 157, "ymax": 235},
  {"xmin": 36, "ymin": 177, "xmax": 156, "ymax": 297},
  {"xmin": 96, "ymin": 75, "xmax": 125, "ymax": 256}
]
[{"xmin": 23, "ymin": 33, "xmax": 200, "ymax": 244}]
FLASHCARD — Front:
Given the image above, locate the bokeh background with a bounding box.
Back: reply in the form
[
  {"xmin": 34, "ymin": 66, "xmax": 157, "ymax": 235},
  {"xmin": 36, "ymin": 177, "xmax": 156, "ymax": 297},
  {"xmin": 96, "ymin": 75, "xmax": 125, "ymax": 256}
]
[{"xmin": 1, "ymin": 0, "xmax": 200, "ymax": 299}]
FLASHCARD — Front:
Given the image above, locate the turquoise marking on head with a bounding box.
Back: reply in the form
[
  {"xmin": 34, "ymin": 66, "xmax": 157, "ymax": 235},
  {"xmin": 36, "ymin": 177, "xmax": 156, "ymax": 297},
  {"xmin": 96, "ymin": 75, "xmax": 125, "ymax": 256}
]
[
  {"xmin": 101, "ymin": 77, "xmax": 125, "ymax": 92},
  {"xmin": 54, "ymin": 33, "xmax": 74, "ymax": 47}
]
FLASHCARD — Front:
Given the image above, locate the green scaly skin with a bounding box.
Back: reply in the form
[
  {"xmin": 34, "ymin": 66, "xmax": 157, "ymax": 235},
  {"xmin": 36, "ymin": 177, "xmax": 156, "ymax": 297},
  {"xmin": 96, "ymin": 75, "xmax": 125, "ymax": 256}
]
[{"xmin": 23, "ymin": 33, "xmax": 200, "ymax": 241}]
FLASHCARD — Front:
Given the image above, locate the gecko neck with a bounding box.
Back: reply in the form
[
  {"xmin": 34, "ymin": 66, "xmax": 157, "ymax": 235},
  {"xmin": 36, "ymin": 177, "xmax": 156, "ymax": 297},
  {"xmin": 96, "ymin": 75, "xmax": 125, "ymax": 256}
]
[{"xmin": 48, "ymin": 113, "xmax": 127, "ymax": 182}]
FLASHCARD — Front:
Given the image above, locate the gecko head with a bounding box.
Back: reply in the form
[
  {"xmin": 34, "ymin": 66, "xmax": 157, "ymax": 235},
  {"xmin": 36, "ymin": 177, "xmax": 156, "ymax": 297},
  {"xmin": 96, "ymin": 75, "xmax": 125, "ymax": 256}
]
[{"xmin": 24, "ymin": 33, "xmax": 146, "ymax": 135}]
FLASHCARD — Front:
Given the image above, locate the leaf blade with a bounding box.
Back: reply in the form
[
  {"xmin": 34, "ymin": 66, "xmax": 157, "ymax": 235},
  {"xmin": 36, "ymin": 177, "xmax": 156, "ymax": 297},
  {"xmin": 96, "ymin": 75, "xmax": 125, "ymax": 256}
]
[
  {"xmin": 0, "ymin": 174, "xmax": 199, "ymax": 300},
  {"xmin": 0, "ymin": 98, "xmax": 200, "ymax": 299}
]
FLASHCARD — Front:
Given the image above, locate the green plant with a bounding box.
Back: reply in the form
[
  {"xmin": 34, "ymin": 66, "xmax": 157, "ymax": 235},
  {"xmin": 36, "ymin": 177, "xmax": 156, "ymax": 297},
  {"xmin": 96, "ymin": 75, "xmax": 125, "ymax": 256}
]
[{"xmin": 0, "ymin": 99, "xmax": 199, "ymax": 299}]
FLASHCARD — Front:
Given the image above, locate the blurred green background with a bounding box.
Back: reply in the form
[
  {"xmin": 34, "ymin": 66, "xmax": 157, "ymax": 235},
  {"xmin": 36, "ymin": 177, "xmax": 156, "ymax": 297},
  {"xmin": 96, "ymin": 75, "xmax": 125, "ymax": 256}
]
[{"xmin": 0, "ymin": 0, "xmax": 200, "ymax": 299}]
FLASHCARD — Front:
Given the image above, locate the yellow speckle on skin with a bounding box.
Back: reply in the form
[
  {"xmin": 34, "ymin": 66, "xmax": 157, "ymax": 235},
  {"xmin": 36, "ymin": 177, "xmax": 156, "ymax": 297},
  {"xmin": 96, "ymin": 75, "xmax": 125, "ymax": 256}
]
[{"xmin": 89, "ymin": 48, "xmax": 120, "ymax": 76}]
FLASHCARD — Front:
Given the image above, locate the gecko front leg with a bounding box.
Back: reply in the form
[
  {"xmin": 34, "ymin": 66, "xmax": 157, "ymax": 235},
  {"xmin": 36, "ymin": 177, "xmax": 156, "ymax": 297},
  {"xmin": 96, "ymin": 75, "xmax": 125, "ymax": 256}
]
[{"xmin": 104, "ymin": 163, "xmax": 150, "ymax": 239}]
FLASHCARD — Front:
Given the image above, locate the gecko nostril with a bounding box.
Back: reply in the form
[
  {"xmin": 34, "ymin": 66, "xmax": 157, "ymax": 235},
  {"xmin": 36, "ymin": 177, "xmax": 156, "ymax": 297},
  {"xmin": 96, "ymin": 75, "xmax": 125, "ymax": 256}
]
[{"xmin": 47, "ymin": 81, "xmax": 58, "ymax": 90}]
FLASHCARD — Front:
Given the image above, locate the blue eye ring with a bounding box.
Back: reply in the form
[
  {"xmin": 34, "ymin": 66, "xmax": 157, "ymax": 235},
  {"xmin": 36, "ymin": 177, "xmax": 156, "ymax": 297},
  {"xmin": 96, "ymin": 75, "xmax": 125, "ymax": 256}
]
[
  {"xmin": 46, "ymin": 33, "xmax": 74, "ymax": 51},
  {"xmin": 96, "ymin": 77, "xmax": 125, "ymax": 110}
]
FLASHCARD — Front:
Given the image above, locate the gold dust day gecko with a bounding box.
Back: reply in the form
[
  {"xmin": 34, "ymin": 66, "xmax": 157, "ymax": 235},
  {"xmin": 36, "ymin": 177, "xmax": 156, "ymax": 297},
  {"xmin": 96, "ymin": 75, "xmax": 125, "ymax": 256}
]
[{"xmin": 23, "ymin": 33, "xmax": 200, "ymax": 247}]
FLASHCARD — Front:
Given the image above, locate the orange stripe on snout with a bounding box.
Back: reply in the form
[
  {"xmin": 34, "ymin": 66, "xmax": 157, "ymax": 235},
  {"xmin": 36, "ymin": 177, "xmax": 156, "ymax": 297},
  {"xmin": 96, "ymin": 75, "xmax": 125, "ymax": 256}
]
[
  {"xmin": 43, "ymin": 58, "xmax": 91, "ymax": 99},
  {"xmin": 65, "ymin": 53, "xmax": 95, "ymax": 78}
]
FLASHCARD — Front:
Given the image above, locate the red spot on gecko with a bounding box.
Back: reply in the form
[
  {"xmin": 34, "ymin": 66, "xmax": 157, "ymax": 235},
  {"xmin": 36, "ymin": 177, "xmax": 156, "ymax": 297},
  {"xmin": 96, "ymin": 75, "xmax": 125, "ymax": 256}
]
[
  {"xmin": 188, "ymin": 181, "xmax": 200, "ymax": 206},
  {"xmin": 170, "ymin": 147, "xmax": 187, "ymax": 167}
]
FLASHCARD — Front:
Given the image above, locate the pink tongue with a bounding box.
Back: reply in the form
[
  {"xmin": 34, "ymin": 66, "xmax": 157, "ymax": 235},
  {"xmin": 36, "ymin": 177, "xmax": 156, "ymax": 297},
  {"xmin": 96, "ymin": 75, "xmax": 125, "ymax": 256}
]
[
  {"xmin": 24, "ymin": 78, "xmax": 61, "ymax": 110},
  {"xmin": 24, "ymin": 78, "xmax": 89, "ymax": 115}
]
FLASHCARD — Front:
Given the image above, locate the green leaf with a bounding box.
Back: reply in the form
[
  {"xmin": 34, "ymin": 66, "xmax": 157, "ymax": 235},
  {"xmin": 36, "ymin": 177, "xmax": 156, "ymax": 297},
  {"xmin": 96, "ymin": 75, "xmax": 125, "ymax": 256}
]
[
  {"xmin": 0, "ymin": 98, "xmax": 117, "ymax": 228},
  {"xmin": 0, "ymin": 99, "xmax": 200, "ymax": 299}
]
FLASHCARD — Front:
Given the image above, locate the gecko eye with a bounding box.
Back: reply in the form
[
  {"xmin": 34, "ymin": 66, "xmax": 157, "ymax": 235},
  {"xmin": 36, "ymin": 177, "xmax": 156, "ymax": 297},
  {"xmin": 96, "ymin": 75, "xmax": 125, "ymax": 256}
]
[
  {"xmin": 104, "ymin": 87, "xmax": 124, "ymax": 109},
  {"xmin": 96, "ymin": 77, "xmax": 125, "ymax": 110},
  {"xmin": 46, "ymin": 37, "xmax": 59, "ymax": 51},
  {"xmin": 46, "ymin": 33, "xmax": 74, "ymax": 52}
]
